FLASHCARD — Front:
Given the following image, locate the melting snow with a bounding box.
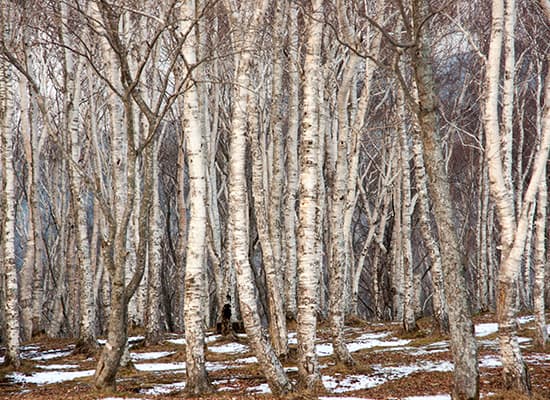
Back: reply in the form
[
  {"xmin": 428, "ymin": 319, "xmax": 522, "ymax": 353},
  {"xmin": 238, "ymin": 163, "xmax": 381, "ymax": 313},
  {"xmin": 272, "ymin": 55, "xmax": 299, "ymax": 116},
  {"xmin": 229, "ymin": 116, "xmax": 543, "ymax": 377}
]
[
  {"xmin": 141, "ymin": 380, "xmax": 186, "ymax": 395},
  {"xmin": 234, "ymin": 356, "xmax": 258, "ymax": 364},
  {"xmin": 26, "ymin": 350, "xmax": 73, "ymax": 361},
  {"xmin": 525, "ymin": 353, "xmax": 550, "ymax": 364},
  {"xmin": 320, "ymin": 397, "xmax": 376, "ymax": 400},
  {"xmin": 317, "ymin": 336, "xmax": 411, "ymax": 356},
  {"xmin": 475, "ymin": 323, "xmax": 498, "ymax": 337},
  {"xmin": 36, "ymin": 364, "xmax": 79, "ymax": 370},
  {"xmin": 479, "ymin": 356, "xmax": 501, "ymax": 368},
  {"xmin": 101, "ymin": 398, "xmax": 144, "ymax": 400},
  {"xmin": 134, "ymin": 362, "xmax": 186, "ymax": 372},
  {"xmin": 166, "ymin": 338, "xmax": 186, "ymax": 345},
  {"xmin": 97, "ymin": 336, "xmax": 144, "ymax": 346},
  {"xmin": 134, "ymin": 360, "xmax": 227, "ymax": 373},
  {"xmin": 8, "ymin": 370, "xmax": 94, "ymax": 385},
  {"xmin": 208, "ymin": 342, "xmax": 249, "ymax": 354},
  {"xmin": 247, "ymin": 383, "xmax": 271, "ymax": 393},
  {"xmin": 206, "ymin": 334, "xmax": 222, "ymax": 343},
  {"xmin": 323, "ymin": 374, "xmax": 388, "ymax": 392},
  {"xmin": 518, "ymin": 316, "xmax": 535, "ymax": 324},
  {"xmin": 288, "ymin": 332, "xmax": 297, "ymax": 345},
  {"xmin": 131, "ymin": 351, "xmax": 175, "ymax": 361}
]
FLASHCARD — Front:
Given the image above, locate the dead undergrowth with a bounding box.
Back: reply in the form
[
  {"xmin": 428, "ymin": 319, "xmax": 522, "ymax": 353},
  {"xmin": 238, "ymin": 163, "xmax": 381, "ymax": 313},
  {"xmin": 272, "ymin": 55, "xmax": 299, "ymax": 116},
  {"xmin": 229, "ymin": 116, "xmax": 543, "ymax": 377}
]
[{"xmin": 0, "ymin": 313, "xmax": 549, "ymax": 399}]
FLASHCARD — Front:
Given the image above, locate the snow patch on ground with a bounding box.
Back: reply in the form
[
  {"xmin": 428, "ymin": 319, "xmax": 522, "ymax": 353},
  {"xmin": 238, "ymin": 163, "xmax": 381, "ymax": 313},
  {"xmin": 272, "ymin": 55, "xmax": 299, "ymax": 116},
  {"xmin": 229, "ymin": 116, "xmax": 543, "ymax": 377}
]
[
  {"xmin": 318, "ymin": 360, "xmax": 454, "ymax": 394},
  {"xmin": 475, "ymin": 323, "xmax": 498, "ymax": 337},
  {"xmin": 208, "ymin": 342, "xmax": 249, "ymax": 354},
  {"xmin": 375, "ymin": 360, "xmax": 454, "ymax": 376},
  {"xmin": 320, "ymin": 397, "xmax": 376, "ymax": 400},
  {"xmin": 316, "ymin": 336, "xmax": 411, "ymax": 357},
  {"xmin": 166, "ymin": 337, "xmax": 186, "ymax": 345},
  {"xmin": 101, "ymin": 398, "xmax": 144, "ymax": 400},
  {"xmin": 213, "ymin": 378, "xmax": 239, "ymax": 391},
  {"xmin": 97, "ymin": 336, "xmax": 144, "ymax": 346},
  {"xmin": 141, "ymin": 380, "xmax": 186, "ymax": 395},
  {"xmin": 36, "ymin": 364, "xmax": 79, "ymax": 370},
  {"xmin": 20, "ymin": 345, "xmax": 40, "ymax": 351},
  {"xmin": 206, "ymin": 334, "xmax": 222, "ymax": 343},
  {"xmin": 525, "ymin": 353, "xmax": 550, "ymax": 364},
  {"xmin": 131, "ymin": 351, "xmax": 175, "ymax": 361},
  {"xmin": 135, "ymin": 362, "xmax": 186, "ymax": 372},
  {"xmin": 323, "ymin": 374, "xmax": 388, "ymax": 393},
  {"xmin": 26, "ymin": 350, "xmax": 73, "ymax": 361},
  {"xmin": 479, "ymin": 355, "xmax": 501, "ymax": 368},
  {"xmin": 288, "ymin": 332, "xmax": 297, "ymax": 345},
  {"xmin": 517, "ymin": 316, "xmax": 535, "ymax": 324},
  {"xmin": 234, "ymin": 356, "xmax": 257, "ymax": 364},
  {"xmin": 8, "ymin": 370, "xmax": 94, "ymax": 385},
  {"xmin": 134, "ymin": 360, "xmax": 227, "ymax": 373},
  {"xmin": 247, "ymin": 383, "xmax": 271, "ymax": 394},
  {"xmin": 403, "ymin": 395, "xmax": 451, "ymax": 400}
]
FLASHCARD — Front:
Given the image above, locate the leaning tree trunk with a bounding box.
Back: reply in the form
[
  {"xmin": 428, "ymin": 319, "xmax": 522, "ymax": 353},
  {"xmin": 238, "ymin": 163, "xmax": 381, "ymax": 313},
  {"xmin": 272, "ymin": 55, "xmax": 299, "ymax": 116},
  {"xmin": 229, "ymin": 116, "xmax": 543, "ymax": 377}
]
[
  {"xmin": 224, "ymin": 0, "xmax": 292, "ymax": 394},
  {"xmin": 296, "ymin": 0, "xmax": 325, "ymax": 392},
  {"xmin": 411, "ymin": 1, "xmax": 479, "ymax": 398},
  {"xmin": 1, "ymin": 54, "xmax": 20, "ymax": 370},
  {"xmin": 411, "ymin": 131, "xmax": 449, "ymax": 333}
]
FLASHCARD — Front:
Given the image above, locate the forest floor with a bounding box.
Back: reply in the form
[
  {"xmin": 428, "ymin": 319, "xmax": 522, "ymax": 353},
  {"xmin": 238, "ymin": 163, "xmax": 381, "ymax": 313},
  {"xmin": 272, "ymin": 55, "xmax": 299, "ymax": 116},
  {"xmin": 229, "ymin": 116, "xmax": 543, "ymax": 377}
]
[{"xmin": 1, "ymin": 313, "xmax": 549, "ymax": 400}]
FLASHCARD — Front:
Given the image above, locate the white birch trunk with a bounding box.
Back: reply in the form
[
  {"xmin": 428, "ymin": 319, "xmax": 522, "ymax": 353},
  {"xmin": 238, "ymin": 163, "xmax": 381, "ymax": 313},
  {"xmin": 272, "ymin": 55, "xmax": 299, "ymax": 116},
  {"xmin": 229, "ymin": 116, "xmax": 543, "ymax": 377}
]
[
  {"xmin": 250, "ymin": 110, "xmax": 288, "ymax": 357},
  {"xmin": 1, "ymin": 54, "xmax": 20, "ymax": 369},
  {"xmin": 533, "ymin": 48, "xmax": 549, "ymax": 347},
  {"xmin": 283, "ymin": 1, "xmax": 300, "ymax": 319},
  {"xmin": 19, "ymin": 76, "xmax": 35, "ymax": 341},
  {"xmin": 483, "ymin": 0, "xmax": 541, "ymax": 392},
  {"xmin": 267, "ymin": 0, "xmax": 287, "ymax": 323},
  {"xmin": 296, "ymin": 0, "xmax": 324, "ymax": 391},
  {"xmin": 224, "ymin": 0, "xmax": 292, "ymax": 394},
  {"xmin": 146, "ymin": 143, "xmax": 163, "ymax": 344},
  {"xmin": 180, "ymin": 0, "xmax": 212, "ymax": 393},
  {"xmin": 398, "ymin": 87, "xmax": 416, "ymax": 333},
  {"xmin": 59, "ymin": 3, "xmax": 97, "ymax": 348},
  {"xmin": 411, "ymin": 1, "xmax": 479, "ymax": 397},
  {"xmin": 411, "ymin": 125, "xmax": 449, "ymax": 332},
  {"xmin": 533, "ymin": 167, "xmax": 547, "ymax": 348},
  {"xmin": 328, "ymin": 47, "xmax": 359, "ymax": 365}
]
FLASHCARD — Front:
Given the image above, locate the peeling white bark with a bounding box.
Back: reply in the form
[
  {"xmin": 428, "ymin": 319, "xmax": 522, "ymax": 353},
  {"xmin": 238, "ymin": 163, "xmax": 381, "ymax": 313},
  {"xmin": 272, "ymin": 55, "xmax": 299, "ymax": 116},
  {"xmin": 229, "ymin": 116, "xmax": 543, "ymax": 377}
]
[
  {"xmin": 1, "ymin": 51, "xmax": 20, "ymax": 370},
  {"xmin": 296, "ymin": 0, "xmax": 324, "ymax": 391}
]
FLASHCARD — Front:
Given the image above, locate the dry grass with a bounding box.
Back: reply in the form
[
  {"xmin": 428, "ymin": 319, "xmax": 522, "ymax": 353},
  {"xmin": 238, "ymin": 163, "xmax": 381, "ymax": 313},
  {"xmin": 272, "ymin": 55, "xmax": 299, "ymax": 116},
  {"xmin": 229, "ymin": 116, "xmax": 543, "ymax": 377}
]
[{"xmin": 1, "ymin": 313, "xmax": 549, "ymax": 399}]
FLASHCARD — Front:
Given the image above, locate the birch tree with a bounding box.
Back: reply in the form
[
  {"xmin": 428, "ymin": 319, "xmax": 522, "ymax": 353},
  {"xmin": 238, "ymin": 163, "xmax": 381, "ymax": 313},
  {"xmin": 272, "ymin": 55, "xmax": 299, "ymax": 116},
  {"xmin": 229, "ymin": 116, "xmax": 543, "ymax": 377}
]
[
  {"xmin": 533, "ymin": 52, "xmax": 549, "ymax": 350},
  {"xmin": 224, "ymin": 0, "xmax": 292, "ymax": 394},
  {"xmin": 296, "ymin": 0, "xmax": 324, "ymax": 391},
  {"xmin": 483, "ymin": 0, "xmax": 550, "ymax": 392},
  {"xmin": 406, "ymin": 0, "xmax": 480, "ymax": 397},
  {"xmin": 59, "ymin": 1, "xmax": 97, "ymax": 351},
  {"xmin": 0, "ymin": 32, "xmax": 20, "ymax": 370},
  {"xmin": 283, "ymin": 1, "xmax": 300, "ymax": 320},
  {"xmin": 179, "ymin": 0, "xmax": 212, "ymax": 393}
]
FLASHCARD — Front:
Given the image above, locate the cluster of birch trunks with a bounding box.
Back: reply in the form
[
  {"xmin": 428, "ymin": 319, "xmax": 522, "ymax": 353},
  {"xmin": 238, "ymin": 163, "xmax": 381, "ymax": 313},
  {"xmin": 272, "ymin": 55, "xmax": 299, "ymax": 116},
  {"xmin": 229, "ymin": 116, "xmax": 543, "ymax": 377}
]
[{"xmin": 1, "ymin": 0, "xmax": 549, "ymax": 398}]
